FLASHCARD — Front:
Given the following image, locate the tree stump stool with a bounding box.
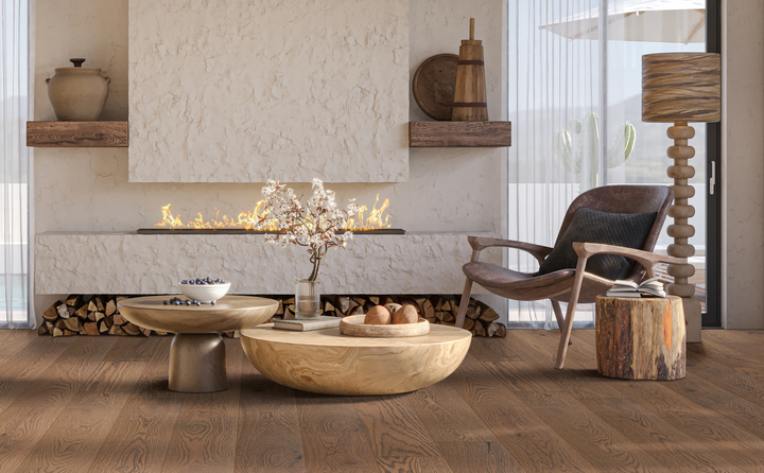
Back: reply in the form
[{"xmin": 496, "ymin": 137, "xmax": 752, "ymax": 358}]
[{"xmin": 595, "ymin": 296, "xmax": 686, "ymax": 380}]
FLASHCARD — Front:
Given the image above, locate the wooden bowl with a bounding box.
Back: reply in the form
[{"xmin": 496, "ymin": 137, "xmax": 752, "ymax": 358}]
[
  {"xmin": 412, "ymin": 53, "xmax": 459, "ymax": 121},
  {"xmin": 340, "ymin": 314, "xmax": 430, "ymax": 338}
]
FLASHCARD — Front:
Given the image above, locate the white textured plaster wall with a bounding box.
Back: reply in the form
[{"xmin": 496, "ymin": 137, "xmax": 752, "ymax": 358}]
[
  {"xmin": 33, "ymin": 0, "xmax": 506, "ymax": 296},
  {"xmin": 34, "ymin": 0, "xmax": 128, "ymax": 120},
  {"xmin": 35, "ymin": 232, "xmax": 498, "ymax": 295},
  {"xmin": 128, "ymin": 0, "xmax": 409, "ymax": 183}
]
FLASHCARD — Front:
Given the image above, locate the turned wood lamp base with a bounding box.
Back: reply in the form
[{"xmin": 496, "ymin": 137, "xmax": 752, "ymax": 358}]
[
  {"xmin": 666, "ymin": 121, "xmax": 697, "ymax": 299},
  {"xmin": 667, "ymin": 121, "xmax": 702, "ymax": 342}
]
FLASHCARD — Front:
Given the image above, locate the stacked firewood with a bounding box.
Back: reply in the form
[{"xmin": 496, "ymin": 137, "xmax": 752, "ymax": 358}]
[
  {"xmin": 38, "ymin": 295, "xmax": 164, "ymax": 337},
  {"xmin": 39, "ymin": 294, "xmax": 506, "ymax": 338},
  {"xmin": 276, "ymin": 295, "xmax": 506, "ymax": 337}
]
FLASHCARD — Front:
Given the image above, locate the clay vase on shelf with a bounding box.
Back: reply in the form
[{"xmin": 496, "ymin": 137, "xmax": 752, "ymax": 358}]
[{"xmin": 46, "ymin": 58, "xmax": 110, "ymax": 121}]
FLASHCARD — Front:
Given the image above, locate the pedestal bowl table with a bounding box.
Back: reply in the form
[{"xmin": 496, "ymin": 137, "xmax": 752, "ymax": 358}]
[
  {"xmin": 240, "ymin": 324, "xmax": 472, "ymax": 395},
  {"xmin": 118, "ymin": 295, "xmax": 279, "ymax": 392}
]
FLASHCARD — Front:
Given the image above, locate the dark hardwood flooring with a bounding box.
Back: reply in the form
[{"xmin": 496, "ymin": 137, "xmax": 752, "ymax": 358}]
[{"xmin": 0, "ymin": 329, "xmax": 763, "ymax": 472}]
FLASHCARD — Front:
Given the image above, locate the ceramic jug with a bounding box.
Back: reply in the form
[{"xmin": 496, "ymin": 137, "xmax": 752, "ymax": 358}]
[{"xmin": 46, "ymin": 58, "xmax": 110, "ymax": 121}]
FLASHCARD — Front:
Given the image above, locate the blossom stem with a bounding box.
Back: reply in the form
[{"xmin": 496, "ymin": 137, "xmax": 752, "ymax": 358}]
[{"xmin": 308, "ymin": 256, "xmax": 321, "ymax": 282}]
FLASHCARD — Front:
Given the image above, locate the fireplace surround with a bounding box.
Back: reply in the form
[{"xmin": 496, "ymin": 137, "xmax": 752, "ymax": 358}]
[
  {"xmin": 35, "ymin": 231, "xmax": 498, "ymax": 295},
  {"xmin": 35, "ymin": 230, "xmax": 505, "ymax": 335}
]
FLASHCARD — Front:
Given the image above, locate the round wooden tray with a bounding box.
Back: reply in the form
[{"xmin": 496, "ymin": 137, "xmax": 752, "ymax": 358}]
[
  {"xmin": 412, "ymin": 53, "xmax": 459, "ymax": 121},
  {"xmin": 340, "ymin": 314, "xmax": 430, "ymax": 338}
]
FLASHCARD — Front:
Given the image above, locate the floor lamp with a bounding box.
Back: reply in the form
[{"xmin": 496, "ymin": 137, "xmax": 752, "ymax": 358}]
[{"xmin": 642, "ymin": 52, "xmax": 721, "ymax": 342}]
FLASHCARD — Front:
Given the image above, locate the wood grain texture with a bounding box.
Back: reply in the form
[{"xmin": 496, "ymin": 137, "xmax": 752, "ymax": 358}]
[
  {"xmin": 118, "ymin": 295, "xmax": 279, "ymax": 333},
  {"xmin": 521, "ymin": 330, "xmax": 764, "ymax": 472},
  {"xmin": 452, "ymin": 18, "xmax": 488, "ymax": 122},
  {"xmin": 666, "ymin": 123, "xmax": 698, "ymax": 298},
  {"xmin": 15, "ymin": 359, "xmax": 150, "ymax": 472},
  {"xmin": 160, "ymin": 345, "xmax": 244, "ymax": 473},
  {"xmin": 26, "ymin": 121, "xmax": 128, "ymax": 147},
  {"xmin": 412, "ymin": 54, "xmax": 459, "ymax": 121},
  {"xmin": 339, "ymin": 314, "xmax": 430, "ymax": 338},
  {"xmin": 86, "ymin": 341, "xmax": 182, "ymax": 473},
  {"xmin": 409, "ymin": 121, "xmax": 511, "ymax": 148},
  {"xmin": 595, "ymin": 296, "xmax": 686, "ymax": 380},
  {"xmin": 0, "ymin": 337, "xmax": 117, "ymax": 473},
  {"xmin": 235, "ymin": 373, "xmax": 307, "ymax": 473},
  {"xmin": 3, "ymin": 329, "xmax": 764, "ymax": 472},
  {"xmin": 642, "ymin": 53, "xmax": 721, "ymax": 123},
  {"xmin": 240, "ymin": 324, "xmax": 471, "ymax": 395}
]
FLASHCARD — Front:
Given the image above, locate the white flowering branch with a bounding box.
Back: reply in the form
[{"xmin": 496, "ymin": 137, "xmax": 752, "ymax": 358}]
[{"xmin": 260, "ymin": 179, "xmax": 359, "ymax": 282}]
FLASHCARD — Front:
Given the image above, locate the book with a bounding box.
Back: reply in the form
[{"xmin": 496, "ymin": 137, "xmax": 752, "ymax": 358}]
[
  {"xmin": 606, "ymin": 277, "xmax": 666, "ymax": 298},
  {"xmin": 273, "ymin": 316, "xmax": 341, "ymax": 332}
]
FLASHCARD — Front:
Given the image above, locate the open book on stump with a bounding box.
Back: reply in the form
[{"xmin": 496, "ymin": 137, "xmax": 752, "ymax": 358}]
[{"xmin": 606, "ymin": 277, "xmax": 666, "ymax": 298}]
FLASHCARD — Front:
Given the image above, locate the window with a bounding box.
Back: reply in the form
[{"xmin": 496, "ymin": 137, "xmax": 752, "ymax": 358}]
[
  {"xmin": 0, "ymin": 0, "xmax": 31, "ymax": 327},
  {"xmin": 507, "ymin": 0, "xmax": 707, "ymax": 327}
]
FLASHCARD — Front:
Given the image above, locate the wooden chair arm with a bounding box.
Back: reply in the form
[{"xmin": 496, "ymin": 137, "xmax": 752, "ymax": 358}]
[
  {"xmin": 468, "ymin": 236, "xmax": 553, "ymax": 263},
  {"xmin": 572, "ymin": 242, "xmax": 685, "ymax": 272}
]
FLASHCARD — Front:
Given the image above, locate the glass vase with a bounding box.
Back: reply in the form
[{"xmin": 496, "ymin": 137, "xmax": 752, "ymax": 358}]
[{"xmin": 295, "ymin": 279, "xmax": 321, "ymax": 319}]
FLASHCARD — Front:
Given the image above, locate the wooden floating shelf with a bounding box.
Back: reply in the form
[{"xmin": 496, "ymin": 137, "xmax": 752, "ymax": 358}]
[
  {"xmin": 26, "ymin": 121, "xmax": 128, "ymax": 148},
  {"xmin": 409, "ymin": 121, "xmax": 511, "ymax": 148}
]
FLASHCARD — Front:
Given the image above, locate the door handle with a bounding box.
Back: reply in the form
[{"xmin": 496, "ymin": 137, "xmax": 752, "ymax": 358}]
[{"xmin": 709, "ymin": 160, "xmax": 716, "ymax": 196}]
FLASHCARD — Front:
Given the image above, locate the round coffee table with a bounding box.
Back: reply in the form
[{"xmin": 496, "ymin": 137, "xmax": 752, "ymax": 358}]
[
  {"xmin": 118, "ymin": 295, "xmax": 278, "ymax": 393},
  {"xmin": 240, "ymin": 324, "xmax": 471, "ymax": 395}
]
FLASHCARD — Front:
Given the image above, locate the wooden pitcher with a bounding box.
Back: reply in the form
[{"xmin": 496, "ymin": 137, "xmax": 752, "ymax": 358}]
[{"xmin": 452, "ymin": 18, "xmax": 488, "ymax": 121}]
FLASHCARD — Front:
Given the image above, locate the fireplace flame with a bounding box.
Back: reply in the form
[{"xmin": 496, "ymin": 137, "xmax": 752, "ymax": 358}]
[{"xmin": 155, "ymin": 195, "xmax": 392, "ymax": 232}]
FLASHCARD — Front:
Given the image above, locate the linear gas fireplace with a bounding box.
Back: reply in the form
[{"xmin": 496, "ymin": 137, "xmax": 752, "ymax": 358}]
[
  {"xmin": 137, "ymin": 228, "xmax": 406, "ymax": 235},
  {"xmin": 137, "ymin": 196, "xmax": 405, "ymax": 235}
]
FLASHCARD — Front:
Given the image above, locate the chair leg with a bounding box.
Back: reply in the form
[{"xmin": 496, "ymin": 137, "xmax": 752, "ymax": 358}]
[
  {"xmin": 455, "ymin": 278, "xmax": 473, "ymax": 328},
  {"xmin": 550, "ymin": 300, "xmax": 564, "ymax": 331},
  {"xmin": 554, "ymin": 258, "xmax": 588, "ymax": 369},
  {"xmin": 550, "ymin": 299, "xmax": 572, "ymax": 346}
]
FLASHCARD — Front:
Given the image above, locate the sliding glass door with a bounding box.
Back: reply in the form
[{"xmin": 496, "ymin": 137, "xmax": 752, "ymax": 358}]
[
  {"xmin": 0, "ymin": 0, "xmax": 31, "ymax": 328},
  {"xmin": 604, "ymin": 0, "xmax": 709, "ymax": 321},
  {"xmin": 507, "ymin": 0, "xmax": 712, "ymax": 327}
]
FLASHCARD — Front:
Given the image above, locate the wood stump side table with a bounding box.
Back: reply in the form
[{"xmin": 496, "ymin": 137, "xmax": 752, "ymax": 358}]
[
  {"xmin": 118, "ymin": 296, "xmax": 278, "ymax": 392},
  {"xmin": 595, "ymin": 296, "xmax": 686, "ymax": 381}
]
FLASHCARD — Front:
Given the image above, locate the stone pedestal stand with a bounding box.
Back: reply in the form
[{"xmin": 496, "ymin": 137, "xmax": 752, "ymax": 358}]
[{"xmin": 169, "ymin": 333, "xmax": 227, "ymax": 392}]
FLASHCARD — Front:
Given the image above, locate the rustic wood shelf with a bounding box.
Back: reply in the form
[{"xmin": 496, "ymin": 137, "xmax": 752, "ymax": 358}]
[
  {"xmin": 409, "ymin": 121, "xmax": 511, "ymax": 148},
  {"xmin": 26, "ymin": 121, "xmax": 128, "ymax": 148}
]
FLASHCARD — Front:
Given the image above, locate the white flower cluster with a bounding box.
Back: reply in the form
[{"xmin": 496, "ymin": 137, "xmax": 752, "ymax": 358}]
[{"xmin": 261, "ymin": 179, "xmax": 359, "ymax": 281}]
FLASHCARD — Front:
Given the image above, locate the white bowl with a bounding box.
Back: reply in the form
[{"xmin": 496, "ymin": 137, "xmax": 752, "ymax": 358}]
[{"xmin": 178, "ymin": 281, "xmax": 231, "ymax": 302}]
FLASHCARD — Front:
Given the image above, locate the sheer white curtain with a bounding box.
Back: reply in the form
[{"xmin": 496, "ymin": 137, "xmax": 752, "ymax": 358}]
[
  {"xmin": 0, "ymin": 0, "xmax": 31, "ymax": 328},
  {"xmin": 507, "ymin": 0, "xmax": 707, "ymax": 327},
  {"xmin": 507, "ymin": 0, "xmax": 601, "ymax": 328}
]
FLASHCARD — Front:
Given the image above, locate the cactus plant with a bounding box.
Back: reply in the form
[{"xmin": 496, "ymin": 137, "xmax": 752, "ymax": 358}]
[{"xmin": 556, "ymin": 111, "xmax": 637, "ymax": 188}]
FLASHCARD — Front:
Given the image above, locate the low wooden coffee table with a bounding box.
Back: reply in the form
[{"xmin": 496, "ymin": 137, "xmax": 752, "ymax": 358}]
[
  {"xmin": 118, "ymin": 295, "xmax": 278, "ymax": 392},
  {"xmin": 240, "ymin": 324, "xmax": 471, "ymax": 395}
]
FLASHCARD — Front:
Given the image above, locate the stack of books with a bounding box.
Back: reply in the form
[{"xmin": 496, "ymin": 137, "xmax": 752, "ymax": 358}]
[
  {"xmin": 606, "ymin": 277, "xmax": 666, "ymax": 298},
  {"xmin": 273, "ymin": 315, "xmax": 341, "ymax": 332}
]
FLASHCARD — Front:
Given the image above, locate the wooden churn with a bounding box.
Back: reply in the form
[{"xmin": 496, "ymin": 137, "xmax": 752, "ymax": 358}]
[{"xmin": 452, "ymin": 18, "xmax": 488, "ymax": 121}]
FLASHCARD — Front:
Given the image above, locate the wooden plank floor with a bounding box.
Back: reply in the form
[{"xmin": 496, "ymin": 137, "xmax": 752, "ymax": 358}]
[{"xmin": 0, "ymin": 330, "xmax": 763, "ymax": 473}]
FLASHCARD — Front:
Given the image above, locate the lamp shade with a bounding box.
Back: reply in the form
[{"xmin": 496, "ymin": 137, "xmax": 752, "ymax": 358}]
[{"xmin": 642, "ymin": 52, "xmax": 721, "ymax": 123}]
